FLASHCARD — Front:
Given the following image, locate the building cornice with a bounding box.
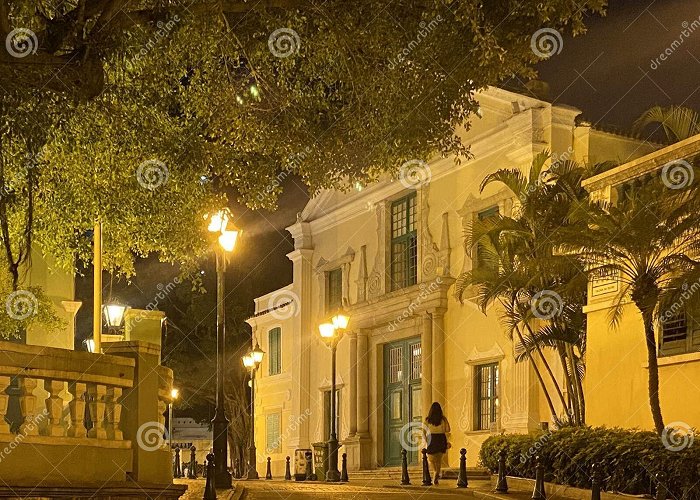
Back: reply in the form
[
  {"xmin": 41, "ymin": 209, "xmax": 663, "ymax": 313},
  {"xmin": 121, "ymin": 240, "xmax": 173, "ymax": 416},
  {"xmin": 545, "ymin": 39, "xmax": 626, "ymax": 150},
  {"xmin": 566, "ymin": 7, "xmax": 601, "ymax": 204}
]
[{"xmin": 582, "ymin": 133, "xmax": 700, "ymax": 191}]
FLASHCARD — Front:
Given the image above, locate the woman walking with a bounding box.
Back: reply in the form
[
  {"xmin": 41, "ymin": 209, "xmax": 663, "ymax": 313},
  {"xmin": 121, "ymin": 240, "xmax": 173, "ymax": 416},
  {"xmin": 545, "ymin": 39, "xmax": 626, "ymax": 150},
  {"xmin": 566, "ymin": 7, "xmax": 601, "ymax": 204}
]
[{"xmin": 423, "ymin": 402, "xmax": 450, "ymax": 484}]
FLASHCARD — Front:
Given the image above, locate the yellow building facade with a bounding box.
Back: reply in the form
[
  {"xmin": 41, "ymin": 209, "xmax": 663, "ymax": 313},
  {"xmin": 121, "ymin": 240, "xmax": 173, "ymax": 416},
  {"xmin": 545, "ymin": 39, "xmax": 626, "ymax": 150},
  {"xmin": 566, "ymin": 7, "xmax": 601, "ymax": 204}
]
[
  {"xmin": 246, "ymin": 86, "xmax": 659, "ymax": 475},
  {"xmin": 582, "ymin": 133, "xmax": 700, "ymax": 431}
]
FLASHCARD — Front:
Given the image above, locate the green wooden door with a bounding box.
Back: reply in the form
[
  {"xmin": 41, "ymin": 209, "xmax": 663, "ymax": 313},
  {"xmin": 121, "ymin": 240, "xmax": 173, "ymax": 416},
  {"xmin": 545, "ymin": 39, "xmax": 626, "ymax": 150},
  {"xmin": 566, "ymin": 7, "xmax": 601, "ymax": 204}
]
[{"xmin": 383, "ymin": 337, "xmax": 422, "ymax": 466}]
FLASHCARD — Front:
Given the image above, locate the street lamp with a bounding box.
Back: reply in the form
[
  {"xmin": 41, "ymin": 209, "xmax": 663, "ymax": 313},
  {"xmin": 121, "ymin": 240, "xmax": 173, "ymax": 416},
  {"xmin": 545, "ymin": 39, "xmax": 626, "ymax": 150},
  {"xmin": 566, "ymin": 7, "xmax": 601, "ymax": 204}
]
[
  {"xmin": 242, "ymin": 342, "xmax": 264, "ymax": 479},
  {"xmin": 318, "ymin": 312, "xmax": 349, "ymax": 482},
  {"xmin": 207, "ymin": 209, "xmax": 240, "ymax": 489},
  {"xmin": 168, "ymin": 388, "xmax": 179, "ymax": 453},
  {"xmin": 103, "ymin": 299, "xmax": 128, "ymax": 335}
]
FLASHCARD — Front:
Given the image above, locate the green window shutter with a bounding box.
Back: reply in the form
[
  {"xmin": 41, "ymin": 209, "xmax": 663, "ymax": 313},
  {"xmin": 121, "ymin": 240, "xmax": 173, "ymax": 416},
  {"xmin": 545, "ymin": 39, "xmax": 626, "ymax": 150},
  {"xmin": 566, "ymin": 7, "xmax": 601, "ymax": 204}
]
[
  {"xmin": 268, "ymin": 328, "xmax": 281, "ymax": 375},
  {"xmin": 266, "ymin": 413, "xmax": 281, "ymax": 453},
  {"xmin": 326, "ymin": 268, "xmax": 343, "ymax": 311},
  {"xmin": 390, "ymin": 194, "xmax": 417, "ymax": 290}
]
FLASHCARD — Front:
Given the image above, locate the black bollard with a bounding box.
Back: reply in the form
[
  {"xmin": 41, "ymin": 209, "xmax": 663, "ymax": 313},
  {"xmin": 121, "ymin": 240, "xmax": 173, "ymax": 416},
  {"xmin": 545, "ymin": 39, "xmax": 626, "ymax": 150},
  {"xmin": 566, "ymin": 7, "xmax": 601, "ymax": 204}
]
[
  {"xmin": 457, "ymin": 448, "xmax": 468, "ymax": 488},
  {"xmin": 495, "ymin": 448, "xmax": 508, "ymax": 493},
  {"xmin": 189, "ymin": 446, "xmax": 197, "ymax": 479},
  {"xmin": 531, "ymin": 456, "xmax": 546, "ymax": 500},
  {"xmin": 591, "ymin": 463, "xmax": 601, "ymax": 500},
  {"xmin": 266, "ymin": 457, "xmax": 273, "ymax": 480},
  {"xmin": 341, "ymin": 453, "xmax": 349, "ymax": 482},
  {"xmin": 400, "ymin": 449, "xmax": 411, "ymax": 485},
  {"xmin": 421, "ymin": 449, "xmax": 432, "ymax": 486},
  {"xmin": 305, "ymin": 451, "xmax": 315, "ymax": 481},
  {"xmin": 285, "ymin": 456, "xmax": 292, "ymax": 481},
  {"xmin": 203, "ymin": 452, "xmax": 217, "ymax": 500},
  {"xmin": 655, "ymin": 472, "xmax": 668, "ymax": 500},
  {"xmin": 174, "ymin": 447, "xmax": 182, "ymax": 478}
]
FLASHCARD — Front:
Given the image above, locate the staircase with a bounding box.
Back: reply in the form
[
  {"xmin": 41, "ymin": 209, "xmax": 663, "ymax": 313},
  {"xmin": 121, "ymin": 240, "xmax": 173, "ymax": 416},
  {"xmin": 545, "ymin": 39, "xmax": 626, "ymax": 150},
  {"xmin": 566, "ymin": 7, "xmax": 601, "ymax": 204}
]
[{"xmin": 348, "ymin": 466, "xmax": 491, "ymax": 481}]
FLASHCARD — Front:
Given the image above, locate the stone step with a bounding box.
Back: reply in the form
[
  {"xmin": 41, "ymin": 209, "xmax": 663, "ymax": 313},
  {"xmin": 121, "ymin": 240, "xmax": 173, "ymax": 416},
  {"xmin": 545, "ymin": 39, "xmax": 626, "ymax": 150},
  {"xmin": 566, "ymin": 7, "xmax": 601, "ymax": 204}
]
[{"xmin": 347, "ymin": 467, "xmax": 490, "ymax": 480}]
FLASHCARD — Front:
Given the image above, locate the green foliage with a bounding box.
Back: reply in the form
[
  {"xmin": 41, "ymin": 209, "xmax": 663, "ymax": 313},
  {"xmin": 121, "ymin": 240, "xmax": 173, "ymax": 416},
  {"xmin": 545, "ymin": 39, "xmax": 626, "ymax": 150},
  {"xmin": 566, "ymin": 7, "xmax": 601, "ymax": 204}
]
[
  {"xmin": 633, "ymin": 106, "xmax": 700, "ymax": 143},
  {"xmin": 480, "ymin": 427, "xmax": 700, "ymax": 499},
  {"xmin": 0, "ymin": 0, "xmax": 605, "ymax": 275},
  {"xmin": 0, "ymin": 270, "xmax": 63, "ymax": 340}
]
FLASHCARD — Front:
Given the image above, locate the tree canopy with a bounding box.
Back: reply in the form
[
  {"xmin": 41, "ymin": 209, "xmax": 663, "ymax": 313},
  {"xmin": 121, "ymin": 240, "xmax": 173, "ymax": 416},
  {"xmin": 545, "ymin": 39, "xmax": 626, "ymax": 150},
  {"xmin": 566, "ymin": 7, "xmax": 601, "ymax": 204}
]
[{"xmin": 1, "ymin": 0, "xmax": 606, "ymax": 276}]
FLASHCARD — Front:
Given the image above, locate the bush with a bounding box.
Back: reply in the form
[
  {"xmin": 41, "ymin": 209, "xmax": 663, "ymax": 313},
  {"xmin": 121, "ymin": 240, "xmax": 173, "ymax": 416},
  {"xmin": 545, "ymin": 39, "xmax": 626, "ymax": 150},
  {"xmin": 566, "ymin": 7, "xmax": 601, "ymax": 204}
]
[{"xmin": 479, "ymin": 427, "xmax": 700, "ymax": 499}]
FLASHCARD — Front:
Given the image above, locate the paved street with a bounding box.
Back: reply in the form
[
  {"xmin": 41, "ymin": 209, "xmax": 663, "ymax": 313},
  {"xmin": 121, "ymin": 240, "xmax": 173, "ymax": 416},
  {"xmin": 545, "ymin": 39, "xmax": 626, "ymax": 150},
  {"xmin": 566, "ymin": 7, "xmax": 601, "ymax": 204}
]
[{"xmin": 232, "ymin": 479, "xmax": 537, "ymax": 500}]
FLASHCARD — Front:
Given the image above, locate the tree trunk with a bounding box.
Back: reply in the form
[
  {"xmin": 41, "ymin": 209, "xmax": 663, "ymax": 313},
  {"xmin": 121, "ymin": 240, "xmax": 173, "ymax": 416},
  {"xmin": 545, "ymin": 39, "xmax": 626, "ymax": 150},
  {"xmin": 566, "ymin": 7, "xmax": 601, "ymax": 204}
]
[
  {"xmin": 567, "ymin": 343, "xmax": 585, "ymax": 425},
  {"xmin": 641, "ymin": 310, "xmax": 665, "ymax": 434},
  {"xmin": 557, "ymin": 342, "xmax": 580, "ymax": 425},
  {"xmin": 522, "ymin": 321, "xmax": 571, "ymax": 423},
  {"xmin": 514, "ymin": 324, "xmax": 558, "ymax": 421}
]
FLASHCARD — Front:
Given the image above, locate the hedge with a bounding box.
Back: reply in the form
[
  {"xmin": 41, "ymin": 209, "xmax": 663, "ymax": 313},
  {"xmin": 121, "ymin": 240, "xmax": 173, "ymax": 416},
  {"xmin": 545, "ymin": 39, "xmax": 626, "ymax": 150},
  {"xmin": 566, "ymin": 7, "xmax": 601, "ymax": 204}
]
[{"xmin": 479, "ymin": 426, "xmax": 699, "ymax": 499}]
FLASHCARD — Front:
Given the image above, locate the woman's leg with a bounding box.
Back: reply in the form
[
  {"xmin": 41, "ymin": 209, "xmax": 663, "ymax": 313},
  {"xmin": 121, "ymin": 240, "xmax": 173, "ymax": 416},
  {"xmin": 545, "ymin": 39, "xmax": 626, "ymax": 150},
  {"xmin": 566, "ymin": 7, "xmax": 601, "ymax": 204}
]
[
  {"xmin": 427, "ymin": 453, "xmax": 439, "ymax": 481},
  {"xmin": 433, "ymin": 452, "xmax": 443, "ymax": 482}
]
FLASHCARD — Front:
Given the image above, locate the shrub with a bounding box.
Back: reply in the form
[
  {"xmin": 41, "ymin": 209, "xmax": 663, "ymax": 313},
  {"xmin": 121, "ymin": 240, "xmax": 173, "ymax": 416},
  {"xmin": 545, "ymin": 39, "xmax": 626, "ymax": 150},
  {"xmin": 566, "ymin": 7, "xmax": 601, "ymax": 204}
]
[{"xmin": 479, "ymin": 427, "xmax": 700, "ymax": 499}]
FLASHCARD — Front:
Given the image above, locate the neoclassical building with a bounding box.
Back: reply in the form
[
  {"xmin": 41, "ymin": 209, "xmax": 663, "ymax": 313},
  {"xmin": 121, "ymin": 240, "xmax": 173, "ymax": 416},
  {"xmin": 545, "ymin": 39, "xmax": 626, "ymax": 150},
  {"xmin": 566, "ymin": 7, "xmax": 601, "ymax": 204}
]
[{"xmin": 245, "ymin": 86, "xmax": 658, "ymax": 474}]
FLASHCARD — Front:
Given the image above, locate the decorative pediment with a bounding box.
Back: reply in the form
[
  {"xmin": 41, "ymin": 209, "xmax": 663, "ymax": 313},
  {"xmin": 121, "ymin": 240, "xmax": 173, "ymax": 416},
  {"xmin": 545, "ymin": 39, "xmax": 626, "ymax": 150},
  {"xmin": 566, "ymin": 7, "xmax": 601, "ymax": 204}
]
[
  {"xmin": 465, "ymin": 342, "xmax": 506, "ymax": 365},
  {"xmin": 318, "ymin": 374, "xmax": 345, "ymax": 390}
]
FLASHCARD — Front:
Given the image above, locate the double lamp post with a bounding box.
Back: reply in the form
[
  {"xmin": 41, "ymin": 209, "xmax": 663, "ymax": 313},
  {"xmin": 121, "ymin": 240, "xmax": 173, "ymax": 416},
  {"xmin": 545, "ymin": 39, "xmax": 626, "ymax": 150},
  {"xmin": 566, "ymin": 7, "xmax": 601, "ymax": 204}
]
[{"xmin": 319, "ymin": 313, "xmax": 349, "ymax": 482}]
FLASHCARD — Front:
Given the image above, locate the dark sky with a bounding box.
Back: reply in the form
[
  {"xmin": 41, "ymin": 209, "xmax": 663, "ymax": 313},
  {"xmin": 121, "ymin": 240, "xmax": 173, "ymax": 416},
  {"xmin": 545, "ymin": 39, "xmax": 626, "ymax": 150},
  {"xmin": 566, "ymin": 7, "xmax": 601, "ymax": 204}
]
[
  {"xmin": 78, "ymin": 0, "xmax": 699, "ymax": 341},
  {"xmin": 538, "ymin": 0, "xmax": 700, "ymax": 128}
]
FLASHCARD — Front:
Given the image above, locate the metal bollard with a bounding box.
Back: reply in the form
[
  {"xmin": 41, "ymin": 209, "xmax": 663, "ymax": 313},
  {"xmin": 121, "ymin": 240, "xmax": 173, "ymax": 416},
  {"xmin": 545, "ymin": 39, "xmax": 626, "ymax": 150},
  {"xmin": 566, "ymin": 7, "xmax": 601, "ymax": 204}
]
[
  {"xmin": 341, "ymin": 453, "xmax": 349, "ymax": 482},
  {"xmin": 266, "ymin": 457, "xmax": 273, "ymax": 480},
  {"xmin": 174, "ymin": 447, "xmax": 182, "ymax": 478},
  {"xmin": 495, "ymin": 448, "xmax": 508, "ymax": 493},
  {"xmin": 305, "ymin": 451, "xmax": 315, "ymax": 481},
  {"xmin": 203, "ymin": 452, "xmax": 217, "ymax": 500},
  {"xmin": 285, "ymin": 456, "xmax": 292, "ymax": 481},
  {"xmin": 421, "ymin": 449, "xmax": 432, "ymax": 486},
  {"xmin": 400, "ymin": 448, "xmax": 411, "ymax": 485},
  {"xmin": 532, "ymin": 456, "xmax": 546, "ymax": 500},
  {"xmin": 189, "ymin": 446, "xmax": 197, "ymax": 479},
  {"xmin": 591, "ymin": 463, "xmax": 602, "ymax": 500},
  {"xmin": 457, "ymin": 448, "xmax": 468, "ymax": 488},
  {"xmin": 655, "ymin": 472, "xmax": 668, "ymax": 500}
]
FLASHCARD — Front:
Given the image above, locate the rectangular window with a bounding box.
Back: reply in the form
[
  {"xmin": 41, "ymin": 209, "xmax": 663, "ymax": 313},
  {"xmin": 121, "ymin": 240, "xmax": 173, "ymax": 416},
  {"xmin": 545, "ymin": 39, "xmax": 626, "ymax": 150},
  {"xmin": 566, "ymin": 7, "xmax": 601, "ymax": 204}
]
[
  {"xmin": 660, "ymin": 312, "xmax": 700, "ymax": 356},
  {"xmin": 474, "ymin": 206, "xmax": 499, "ymax": 270},
  {"xmin": 323, "ymin": 389, "xmax": 341, "ymax": 440},
  {"xmin": 326, "ymin": 268, "xmax": 343, "ymax": 312},
  {"xmin": 390, "ymin": 194, "xmax": 418, "ymax": 290},
  {"xmin": 475, "ymin": 363, "xmax": 499, "ymax": 431},
  {"xmin": 266, "ymin": 413, "xmax": 281, "ymax": 453},
  {"xmin": 268, "ymin": 327, "xmax": 282, "ymax": 375}
]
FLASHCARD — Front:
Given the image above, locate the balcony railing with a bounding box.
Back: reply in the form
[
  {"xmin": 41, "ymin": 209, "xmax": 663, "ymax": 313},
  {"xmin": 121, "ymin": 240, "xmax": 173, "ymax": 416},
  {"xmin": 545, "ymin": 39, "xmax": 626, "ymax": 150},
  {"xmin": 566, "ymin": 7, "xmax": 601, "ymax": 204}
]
[{"xmin": 0, "ymin": 339, "xmax": 184, "ymax": 498}]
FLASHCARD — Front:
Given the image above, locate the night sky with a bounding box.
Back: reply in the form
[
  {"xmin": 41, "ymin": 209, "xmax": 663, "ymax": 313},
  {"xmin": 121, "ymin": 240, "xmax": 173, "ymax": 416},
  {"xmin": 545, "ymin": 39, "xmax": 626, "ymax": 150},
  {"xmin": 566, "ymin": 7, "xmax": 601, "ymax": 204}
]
[{"xmin": 76, "ymin": 0, "xmax": 700, "ymax": 342}]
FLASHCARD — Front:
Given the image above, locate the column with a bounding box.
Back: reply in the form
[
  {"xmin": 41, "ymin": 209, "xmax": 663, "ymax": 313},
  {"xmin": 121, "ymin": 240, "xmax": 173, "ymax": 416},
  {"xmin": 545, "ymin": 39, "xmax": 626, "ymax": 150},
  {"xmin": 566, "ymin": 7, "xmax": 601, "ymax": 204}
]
[
  {"xmin": 348, "ymin": 331, "xmax": 358, "ymax": 437},
  {"xmin": 286, "ymin": 245, "xmax": 314, "ymax": 449},
  {"xmin": 421, "ymin": 313, "xmax": 433, "ymax": 419},
  {"xmin": 356, "ymin": 330, "xmax": 369, "ymax": 437},
  {"xmin": 431, "ymin": 309, "xmax": 446, "ymax": 408}
]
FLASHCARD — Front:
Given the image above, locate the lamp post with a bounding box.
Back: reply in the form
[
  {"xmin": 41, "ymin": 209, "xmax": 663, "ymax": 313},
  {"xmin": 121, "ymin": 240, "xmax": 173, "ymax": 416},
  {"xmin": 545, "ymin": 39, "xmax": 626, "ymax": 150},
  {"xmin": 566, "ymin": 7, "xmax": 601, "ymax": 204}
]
[
  {"xmin": 207, "ymin": 209, "xmax": 240, "ymax": 489},
  {"xmin": 243, "ymin": 343, "xmax": 264, "ymax": 480},
  {"xmin": 319, "ymin": 313, "xmax": 350, "ymax": 482},
  {"xmin": 168, "ymin": 388, "xmax": 179, "ymax": 453}
]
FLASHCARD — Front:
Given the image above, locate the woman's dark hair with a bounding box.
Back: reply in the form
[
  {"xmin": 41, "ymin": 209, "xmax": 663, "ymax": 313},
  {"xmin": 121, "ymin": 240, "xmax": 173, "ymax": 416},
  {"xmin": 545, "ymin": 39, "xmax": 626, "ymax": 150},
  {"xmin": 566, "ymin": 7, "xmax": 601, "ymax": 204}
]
[{"xmin": 425, "ymin": 402, "xmax": 443, "ymax": 426}]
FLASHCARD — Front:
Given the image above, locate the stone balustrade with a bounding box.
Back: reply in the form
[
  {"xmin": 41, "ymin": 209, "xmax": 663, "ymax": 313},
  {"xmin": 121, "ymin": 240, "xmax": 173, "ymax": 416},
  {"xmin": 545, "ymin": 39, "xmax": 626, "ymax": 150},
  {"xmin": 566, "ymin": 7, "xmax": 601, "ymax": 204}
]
[{"xmin": 0, "ymin": 339, "xmax": 183, "ymax": 497}]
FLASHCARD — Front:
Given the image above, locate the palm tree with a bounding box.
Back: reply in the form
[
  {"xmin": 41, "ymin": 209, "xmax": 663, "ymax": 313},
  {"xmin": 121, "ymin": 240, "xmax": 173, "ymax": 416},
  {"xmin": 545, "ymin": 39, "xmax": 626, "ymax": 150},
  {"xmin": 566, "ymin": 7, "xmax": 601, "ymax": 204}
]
[
  {"xmin": 456, "ymin": 151, "xmax": 589, "ymax": 425},
  {"xmin": 633, "ymin": 105, "xmax": 700, "ymax": 143},
  {"xmin": 563, "ymin": 174, "xmax": 700, "ymax": 434}
]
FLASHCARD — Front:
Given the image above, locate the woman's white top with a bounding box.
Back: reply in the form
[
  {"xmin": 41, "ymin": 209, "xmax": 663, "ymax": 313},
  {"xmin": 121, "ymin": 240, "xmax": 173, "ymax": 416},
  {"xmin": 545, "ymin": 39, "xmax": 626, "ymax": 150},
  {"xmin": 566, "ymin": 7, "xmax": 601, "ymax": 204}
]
[{"xmin": 425, "ymin": 417, "xmax": 451, "ymax": 434}]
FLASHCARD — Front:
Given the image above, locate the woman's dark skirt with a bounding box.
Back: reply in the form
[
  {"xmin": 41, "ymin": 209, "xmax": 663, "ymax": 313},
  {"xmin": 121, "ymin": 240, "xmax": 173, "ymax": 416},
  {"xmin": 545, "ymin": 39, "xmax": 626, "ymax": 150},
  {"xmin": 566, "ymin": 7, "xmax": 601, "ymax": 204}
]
[{"xmin": 426, "ymin": 432, "xmax": 447, "ymax": 454}]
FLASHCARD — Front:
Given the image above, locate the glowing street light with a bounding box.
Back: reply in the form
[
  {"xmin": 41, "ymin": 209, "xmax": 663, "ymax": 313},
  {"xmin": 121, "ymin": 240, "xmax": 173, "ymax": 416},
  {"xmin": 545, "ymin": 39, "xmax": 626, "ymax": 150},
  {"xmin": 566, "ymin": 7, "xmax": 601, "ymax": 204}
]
[
  {"xmin": 318, "ymin": 312, "xmax": 350, "ymax": 482},
  {"xmin": 242, "ymin": 343, "xmax": 264, "ymax": 480},
  {"xmin": 207, "ymin": 208, "xmax": 241, "ymax": 489}
]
